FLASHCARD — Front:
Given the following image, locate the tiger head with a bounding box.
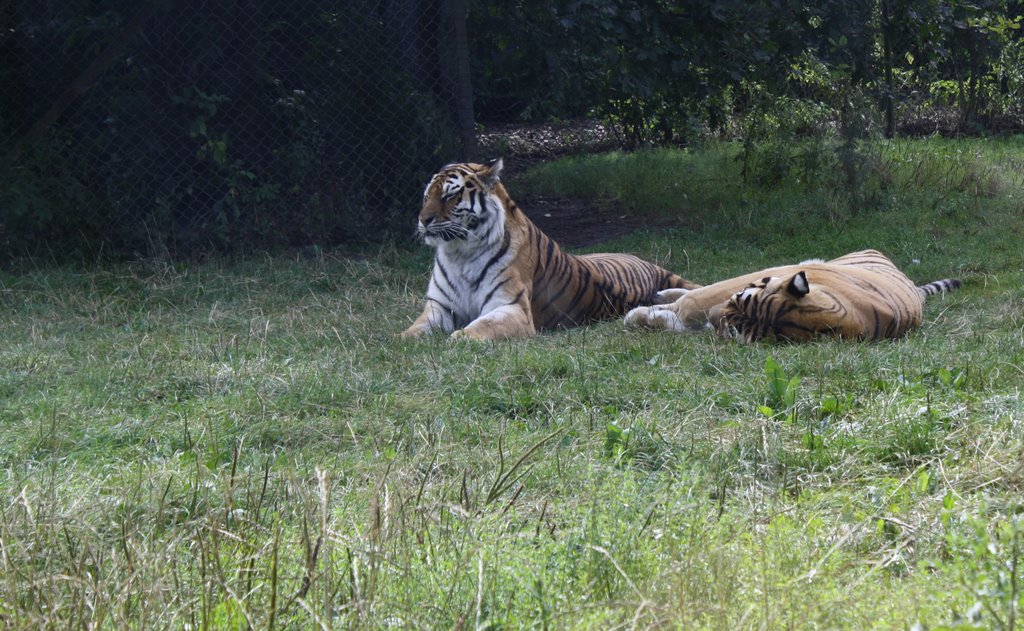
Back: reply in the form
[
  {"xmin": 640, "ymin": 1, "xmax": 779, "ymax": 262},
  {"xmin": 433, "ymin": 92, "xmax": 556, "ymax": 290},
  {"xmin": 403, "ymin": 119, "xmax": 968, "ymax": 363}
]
[
  {"xmin": 721, "ymin": 270, "xmax": 844, "ymax": 342},
  {"xmin": 417, "ymin": 159, "xmax": 507, "ymax": 252}
]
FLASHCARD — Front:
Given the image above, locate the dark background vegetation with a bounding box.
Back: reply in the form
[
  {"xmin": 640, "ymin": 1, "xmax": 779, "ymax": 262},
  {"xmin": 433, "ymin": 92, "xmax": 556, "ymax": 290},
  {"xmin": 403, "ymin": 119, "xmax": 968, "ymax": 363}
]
[{"xmin": 1, "ymin": 0, "xmax": 1022, "ymax": 261}]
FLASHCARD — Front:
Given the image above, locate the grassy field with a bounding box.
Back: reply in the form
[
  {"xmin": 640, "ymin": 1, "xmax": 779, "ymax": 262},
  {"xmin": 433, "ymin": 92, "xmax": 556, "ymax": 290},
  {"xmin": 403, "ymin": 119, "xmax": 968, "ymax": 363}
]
[{"xmin": 1, "ymin": 137, "xmax": 1022, "ymax": 629}]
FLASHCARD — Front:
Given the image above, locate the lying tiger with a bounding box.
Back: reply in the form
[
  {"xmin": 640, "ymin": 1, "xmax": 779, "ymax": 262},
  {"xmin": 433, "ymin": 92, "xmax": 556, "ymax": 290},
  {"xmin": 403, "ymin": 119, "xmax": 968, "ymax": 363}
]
[
  {"xmin": 624, "ymin": 249, "xmax": 960, "ymax": 342},
  {"xmin": 402, "ymin": 159, "xmax": 698, "ymax": 340}
]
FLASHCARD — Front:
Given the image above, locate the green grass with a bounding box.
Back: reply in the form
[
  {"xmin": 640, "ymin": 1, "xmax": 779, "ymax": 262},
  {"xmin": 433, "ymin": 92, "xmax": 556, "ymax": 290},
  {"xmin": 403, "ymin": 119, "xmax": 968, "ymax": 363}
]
[{"xmin": 1, "ymin": 138, "xmax": 1023, "ymax": 629}]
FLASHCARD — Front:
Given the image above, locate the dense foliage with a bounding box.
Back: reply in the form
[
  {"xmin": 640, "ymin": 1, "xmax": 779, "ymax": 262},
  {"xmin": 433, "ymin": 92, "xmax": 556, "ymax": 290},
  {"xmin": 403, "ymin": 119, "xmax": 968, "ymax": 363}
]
[
  {"xmin": 469, "ymin": 0, "xmax": 1024, "ymax": 142},
  {"xmin": 1, "ymin": 0, "xmax": 1023, "ymax": 259},
  {"xmin": 0, "ymin": 0, "xmax": 459, "ymax": 260}
]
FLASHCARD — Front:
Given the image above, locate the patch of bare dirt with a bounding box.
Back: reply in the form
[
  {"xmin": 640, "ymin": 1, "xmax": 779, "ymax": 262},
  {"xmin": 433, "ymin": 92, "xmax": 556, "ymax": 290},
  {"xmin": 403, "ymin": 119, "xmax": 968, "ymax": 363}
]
[
  {"xmin": 478, "ymin": 119, "xmax": 664, "ymax": 249},
  {"xmin": 516, "ymin": 194, "xmax": 648, "ymax": 249}
]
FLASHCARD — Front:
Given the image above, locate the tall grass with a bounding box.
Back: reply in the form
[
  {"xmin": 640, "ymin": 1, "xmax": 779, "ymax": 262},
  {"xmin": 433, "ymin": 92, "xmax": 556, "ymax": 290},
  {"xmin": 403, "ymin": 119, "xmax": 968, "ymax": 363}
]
[{"xmin": 1, "ymin": 138, "xmax": 1022, "ymax": 628}]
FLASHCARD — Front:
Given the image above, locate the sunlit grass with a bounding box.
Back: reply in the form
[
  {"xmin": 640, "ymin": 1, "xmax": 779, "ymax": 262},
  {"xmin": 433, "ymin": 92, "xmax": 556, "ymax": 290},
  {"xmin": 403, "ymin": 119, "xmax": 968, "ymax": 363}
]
[{"xmin": 1, "ymin": 138, "xmax": 1022, "ymax": 628}]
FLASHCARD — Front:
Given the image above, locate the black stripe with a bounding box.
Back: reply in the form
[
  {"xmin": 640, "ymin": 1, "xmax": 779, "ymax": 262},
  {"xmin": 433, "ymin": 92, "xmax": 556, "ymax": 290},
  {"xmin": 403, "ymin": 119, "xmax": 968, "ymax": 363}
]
[
  {"xmin": 543, "ymin": 233, "xmax": 555, "ymax": 268},
  {"xmin": 541, "ymin": 258, "xmax": 578, "ymax": 328},
  {"xmin": 623, "ymin": 265, "xmax": 644, "ymax": 298},
  {"xmin": 430, "ymin": 282, "xmax": 455, "ymax": 305},
  {"xmin": 507, "ymin": 289, "xmax": 526, "ymax": 308},
  {"xmin": 884, "ymin": 314, "xmax": 899, "ymax": 338},
  {"xmin": 425, "ymin": 296, "xmax": 454, "ymax": 314},
  {"xmin": 606, "ymin": 261, "xmax": 626, "ymax": 288},
  {"xmin": 547, "ymin": 258, "xmax": 575, "ymax": 302},
  {"xmin": 775, "ymin": 319, "xmax": 817, "ymax": 340},
  {"xmin": 472, "ymin": 231, "xmax": 511, "ymax": 290},
  {"xmin": 436, "ymin": 259, "xmax": 454, "ymax": 288},
  {"xmin": 481, "ymin": 276, "xmax": 511, "ymax": 307},
  {"xmin": 562, "ymin": 266, "xmax": 593, "ymax": 321}
]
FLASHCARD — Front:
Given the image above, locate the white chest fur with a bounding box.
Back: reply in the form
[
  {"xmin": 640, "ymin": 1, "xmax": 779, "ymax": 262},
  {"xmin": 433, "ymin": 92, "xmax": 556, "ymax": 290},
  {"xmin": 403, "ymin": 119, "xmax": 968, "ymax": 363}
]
[{"xmin": 429, "ymin": 232, "xmax": 513, "ymax": 326}]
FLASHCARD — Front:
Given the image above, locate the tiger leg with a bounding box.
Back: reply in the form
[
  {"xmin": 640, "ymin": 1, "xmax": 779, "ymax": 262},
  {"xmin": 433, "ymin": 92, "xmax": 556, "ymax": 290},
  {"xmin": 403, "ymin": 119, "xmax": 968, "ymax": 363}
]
[
  {"xmin": 625, "ymin": 291, "xmax": 725, "ymax": 332},
  {"xmin": 401, "ymin": 300, "xmax": 455, "ymax": 338},
  {"xmin": 624, "ymin": 287, "xmax": 695, "ymax": 329},
  {"xmin": 653, "ymin": 288, "xmax": 691, "ymax": 304},
  {"xmin": 452, "ymin": 304, "xmax": 536, "ymax": 341}
]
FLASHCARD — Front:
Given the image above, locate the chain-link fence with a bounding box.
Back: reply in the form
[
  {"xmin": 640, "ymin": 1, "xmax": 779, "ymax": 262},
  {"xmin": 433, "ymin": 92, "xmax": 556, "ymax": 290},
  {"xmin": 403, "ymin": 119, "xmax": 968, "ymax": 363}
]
[{"xmin": 1, "ymin": 0, "xmax": 475, "ymax": 258}]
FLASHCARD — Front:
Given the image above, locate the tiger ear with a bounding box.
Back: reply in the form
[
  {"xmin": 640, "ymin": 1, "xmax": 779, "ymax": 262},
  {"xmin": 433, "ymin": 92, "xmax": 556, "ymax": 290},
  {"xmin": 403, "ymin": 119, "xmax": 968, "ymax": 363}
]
[
  {"xmin": 481, "ymin": 158, "xmax": 504, "ymax": 190},
  {"xmin": 786, "ymin": 271, "xmax": 810, "ymax": 298}
]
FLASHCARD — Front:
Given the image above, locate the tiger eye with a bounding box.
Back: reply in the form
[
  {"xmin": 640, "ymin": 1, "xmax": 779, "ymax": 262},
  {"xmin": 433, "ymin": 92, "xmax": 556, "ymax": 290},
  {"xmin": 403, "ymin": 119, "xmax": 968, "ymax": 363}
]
[{"xmin": 466, "ymin": 216, "xmax": 481, "ymax": 229}]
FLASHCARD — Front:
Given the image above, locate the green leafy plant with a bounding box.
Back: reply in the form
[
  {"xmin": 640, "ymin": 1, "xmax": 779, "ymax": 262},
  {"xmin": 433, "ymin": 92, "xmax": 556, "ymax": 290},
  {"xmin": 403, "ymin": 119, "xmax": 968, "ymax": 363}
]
[
  {"xmin": 604, "ymin": 422, "xmax": 629, "ymax": 463},
  {"xmin": 818, "ymin": 393, "xmax": 854, "ymax": 419},
  {"xmin": 603, "ymin": 422, "xmax": 675, "ymax": 470},
  {"xmin": 759, "ymin": 356, "xmax": 799, "ymax": 423}
]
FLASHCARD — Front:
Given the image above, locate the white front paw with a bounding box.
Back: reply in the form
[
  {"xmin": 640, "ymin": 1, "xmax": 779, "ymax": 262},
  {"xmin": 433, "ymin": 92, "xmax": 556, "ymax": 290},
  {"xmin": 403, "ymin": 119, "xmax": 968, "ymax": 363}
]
[
  {"xmin": 450, "ymin": 327, "xmax": 496, "ymax": 341},
  {"xmin": 625, "ymin": 305, "xmax": 685, "ymax": 332},
  {"xmin": 625, "ymin": 306, "xmax": 653, "ymax": 328},
  {"xmin": 400, "ymin": 324, "xmax": 429, "ymax": 339}
]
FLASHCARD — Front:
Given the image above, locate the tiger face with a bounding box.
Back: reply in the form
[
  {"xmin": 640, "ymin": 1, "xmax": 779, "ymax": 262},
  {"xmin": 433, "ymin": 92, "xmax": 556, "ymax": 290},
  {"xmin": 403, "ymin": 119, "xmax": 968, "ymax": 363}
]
[
  {"xmin": 417, "ymin": 160, "xmax": 505, "ymax": 252},
  {"xmin": 722, "ymin": 271, "xmax": 841, "ymax": 342},
  {"xmin": 730, "ymin": 272, "xmax": 810, "ymax": 315}
]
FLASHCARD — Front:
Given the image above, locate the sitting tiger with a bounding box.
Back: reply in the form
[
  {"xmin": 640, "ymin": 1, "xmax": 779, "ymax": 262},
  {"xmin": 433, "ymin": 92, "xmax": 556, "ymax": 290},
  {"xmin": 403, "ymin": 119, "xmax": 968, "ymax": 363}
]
[
  {"xmin": 401, "ymin": 159, "xmax": 698, "ymax": 340},
  {"xmin": 624, "ymin": 249, "xmax": 961, "ymax": 342}
]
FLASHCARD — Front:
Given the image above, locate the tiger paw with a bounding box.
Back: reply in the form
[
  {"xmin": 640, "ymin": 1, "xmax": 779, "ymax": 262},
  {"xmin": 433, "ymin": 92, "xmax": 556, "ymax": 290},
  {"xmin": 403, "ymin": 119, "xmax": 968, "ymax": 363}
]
[
  {"xmin": 624, "ymin": 306, "xmax": 651, "ymax": 328},
  {"xmin": 624, "ymin": 305, "xmax": 686, "ymax": 331},
  {"xmin": 450, "ymin": 327, "xmax": 491, "ymax": 342},
  {"xmin": 400, "ymin": 325, "xmax": 431, "ymax": 339}
]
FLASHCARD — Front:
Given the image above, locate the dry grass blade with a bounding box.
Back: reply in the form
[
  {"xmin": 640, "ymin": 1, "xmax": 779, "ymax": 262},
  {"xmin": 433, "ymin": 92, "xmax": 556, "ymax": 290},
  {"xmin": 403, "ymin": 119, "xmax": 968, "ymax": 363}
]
[{"xmin": 484, "ymin": 428, "xmax": 564, "ymax": 506}]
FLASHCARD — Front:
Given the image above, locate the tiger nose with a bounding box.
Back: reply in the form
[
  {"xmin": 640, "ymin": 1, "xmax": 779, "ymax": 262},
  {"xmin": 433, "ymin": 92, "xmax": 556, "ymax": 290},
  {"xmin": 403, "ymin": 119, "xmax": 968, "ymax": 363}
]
[{"xmin": 421, "ymin": 216, "xmax": 434, "ymax": 227}]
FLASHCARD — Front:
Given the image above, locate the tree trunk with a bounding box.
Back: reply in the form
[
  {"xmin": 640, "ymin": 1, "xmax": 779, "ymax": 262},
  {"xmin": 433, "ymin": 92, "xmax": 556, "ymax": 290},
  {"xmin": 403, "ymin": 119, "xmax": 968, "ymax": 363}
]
[{"xmin": 445, "ymin": 0, "xmax": 476, "ymax": 160}]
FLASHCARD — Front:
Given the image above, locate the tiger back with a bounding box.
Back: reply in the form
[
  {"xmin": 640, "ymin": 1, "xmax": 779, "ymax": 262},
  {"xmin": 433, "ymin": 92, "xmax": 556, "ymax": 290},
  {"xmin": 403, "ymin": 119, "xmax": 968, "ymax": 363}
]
[
  {"xmin": 402, "ymin": 159, "xmax": 698, "ymax": 340},
  {"xmin": 625, "ymin": 249, "xmax": 960, "ymax": 342}
]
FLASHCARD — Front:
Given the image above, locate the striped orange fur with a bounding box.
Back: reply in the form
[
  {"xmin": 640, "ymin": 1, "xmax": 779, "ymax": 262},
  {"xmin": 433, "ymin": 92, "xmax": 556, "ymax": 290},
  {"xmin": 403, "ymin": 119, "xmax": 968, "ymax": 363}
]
[{"xmin": 625, "ymin": 249, "xmax": 960, "ymax": 342}]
